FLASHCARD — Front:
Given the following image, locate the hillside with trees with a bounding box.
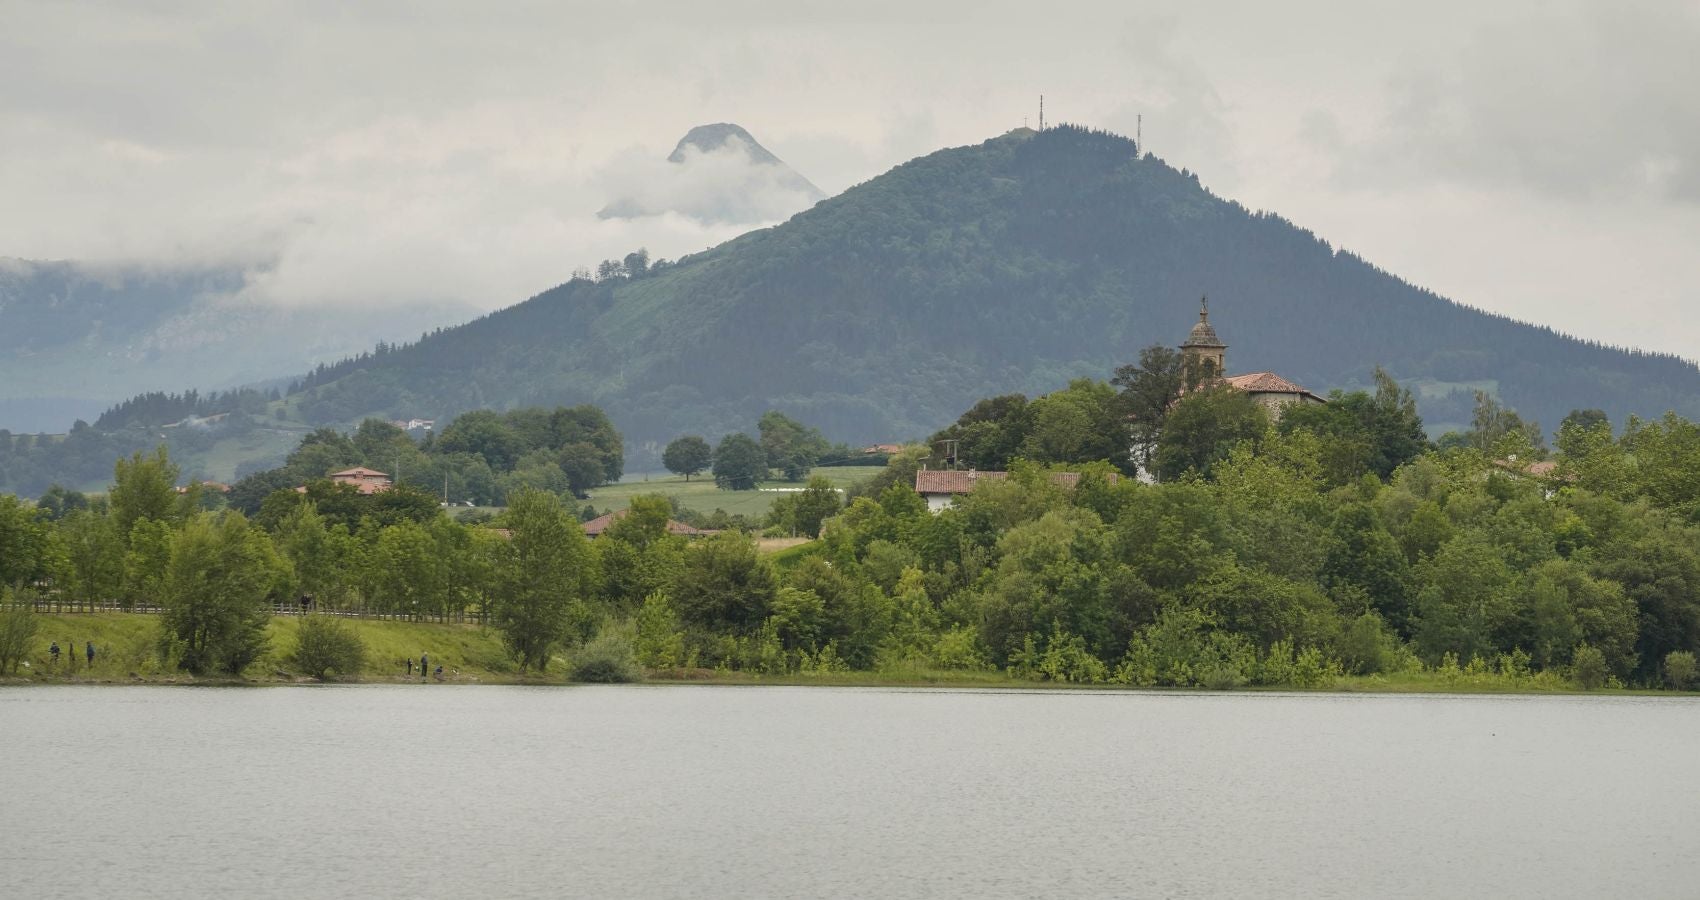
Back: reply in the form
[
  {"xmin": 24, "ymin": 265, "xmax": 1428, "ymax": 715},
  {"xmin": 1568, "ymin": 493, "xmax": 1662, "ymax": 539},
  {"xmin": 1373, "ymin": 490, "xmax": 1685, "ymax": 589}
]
[
  {"xmin": 273, "ymin": 124, "xmax": 1699, "ymax": 459},
  {"xmin": 0, "ymin": 258, "xmax": 473, "ymax": 434}
]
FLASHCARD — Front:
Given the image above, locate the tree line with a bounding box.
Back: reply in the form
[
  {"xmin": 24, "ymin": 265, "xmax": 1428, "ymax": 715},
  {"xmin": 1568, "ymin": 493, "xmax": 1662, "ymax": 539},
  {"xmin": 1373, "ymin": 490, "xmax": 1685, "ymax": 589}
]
[{"xmin": 5, "ymin": 365, "xmax": 1700, "ymax": 689}]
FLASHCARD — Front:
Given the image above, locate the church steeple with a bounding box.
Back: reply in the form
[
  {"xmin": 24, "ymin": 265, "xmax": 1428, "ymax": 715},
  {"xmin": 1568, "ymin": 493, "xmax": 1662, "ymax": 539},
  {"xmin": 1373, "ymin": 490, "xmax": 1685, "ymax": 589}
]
[{"xmin": 1180, "ymin": 295, "xmax": 1226, "ymax": 377}]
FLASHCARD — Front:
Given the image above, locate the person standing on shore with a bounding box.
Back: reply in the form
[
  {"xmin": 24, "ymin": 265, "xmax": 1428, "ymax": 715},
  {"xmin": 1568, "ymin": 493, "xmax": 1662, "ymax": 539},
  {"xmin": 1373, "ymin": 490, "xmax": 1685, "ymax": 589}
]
[
  {"xmin": 420, "ymin": 652, "xmax": 428, "ymax": 681},
  {"xmin": 86, "ymin": 641, "xmax": 95, "ymax": 667},
  {"xmin": 407, "ymin": 658, "xmax": 413, "ymax": 676}
]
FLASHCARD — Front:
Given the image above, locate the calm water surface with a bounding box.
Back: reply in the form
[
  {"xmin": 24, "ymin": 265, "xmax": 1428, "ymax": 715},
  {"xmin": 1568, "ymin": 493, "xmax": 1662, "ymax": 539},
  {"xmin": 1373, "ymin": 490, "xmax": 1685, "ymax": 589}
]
[{"xmin": 1, "ymin": 685, "xmax": 1696, "ymax": 898}]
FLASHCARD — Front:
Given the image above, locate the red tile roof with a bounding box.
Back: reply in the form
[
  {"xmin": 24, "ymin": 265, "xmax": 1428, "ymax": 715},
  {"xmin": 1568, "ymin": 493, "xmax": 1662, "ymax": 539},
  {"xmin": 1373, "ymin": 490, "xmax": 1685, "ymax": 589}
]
[
  {"xmin": 913, "ymin": 469, "xmax": 1116, "ymax": 495},
  {"xmin": 914, "ymin": 469, "xmax": 1008, "ymax": 495},
  {"xmin": 1225, "ymin": 372, "xmax": 1314, "ymax": 395},
  {"xmin": 330, "ymin": 467, "xmax": 391, "ymax": 479},
  {"xmin": 581, "ymin": 508, "xmax": 713, "ymax": 537}
]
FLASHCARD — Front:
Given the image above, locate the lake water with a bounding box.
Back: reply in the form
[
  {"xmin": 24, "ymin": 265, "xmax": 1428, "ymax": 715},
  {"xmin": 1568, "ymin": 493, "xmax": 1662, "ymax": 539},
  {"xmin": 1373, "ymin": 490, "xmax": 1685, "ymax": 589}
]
[{"xmin": 1, "ymin": 686, "xmax": 1696, "ymax": 898}]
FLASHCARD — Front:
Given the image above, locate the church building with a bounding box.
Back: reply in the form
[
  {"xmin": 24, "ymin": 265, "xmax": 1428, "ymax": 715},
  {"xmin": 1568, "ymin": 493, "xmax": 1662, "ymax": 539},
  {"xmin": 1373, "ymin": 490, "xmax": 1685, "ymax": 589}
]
[{"xmin": 1180, "ymin": 298, "xmax": 1324, "ymax": 419}]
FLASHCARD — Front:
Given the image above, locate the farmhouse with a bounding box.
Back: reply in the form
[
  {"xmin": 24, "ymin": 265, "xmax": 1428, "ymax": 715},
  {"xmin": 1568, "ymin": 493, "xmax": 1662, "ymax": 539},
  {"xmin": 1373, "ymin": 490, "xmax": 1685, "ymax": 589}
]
[
  {"xmin": 581, "ymin": 507, "xmax": 715, "ymax": 538},
  {"xmin": 296, "ymin": 466, "xmax": 394, "ymax": 495},
  {"xmin": 914, "ymin": 469, "xmax": 1115, "ymax": 513}
]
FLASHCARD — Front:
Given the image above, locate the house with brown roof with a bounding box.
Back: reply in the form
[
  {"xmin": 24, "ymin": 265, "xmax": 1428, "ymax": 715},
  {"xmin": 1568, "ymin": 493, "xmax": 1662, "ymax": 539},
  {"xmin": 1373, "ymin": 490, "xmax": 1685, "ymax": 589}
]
[
  {"xmin": 581, "ymin": 507, "xmax": 715, "ymax": 538},
  {"xmin": 914, "ymin": 469, "xmax": 1115, "ymax": 513},
  {"xmin": 296, "ymin": 466, "xmax": 395, "ymax": 495},
  {"xmin": 1180, "ymin": 298, "xmax": 1325, "ymax": 420}
]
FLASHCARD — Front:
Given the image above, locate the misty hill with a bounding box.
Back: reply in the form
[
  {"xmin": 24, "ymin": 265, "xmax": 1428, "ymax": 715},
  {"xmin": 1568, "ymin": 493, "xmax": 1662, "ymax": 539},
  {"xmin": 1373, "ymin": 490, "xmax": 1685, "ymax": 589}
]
[
  {"xmin": 599, "ymin": 122, "xmax": 826, "ymax": 224},
  {"xmin": 283, "ymin": 125, "xmax": 1700, "ymax": 460},
  {"xmin": 0, "ymin": 259, "xmax": 475, "ymax": 433}
]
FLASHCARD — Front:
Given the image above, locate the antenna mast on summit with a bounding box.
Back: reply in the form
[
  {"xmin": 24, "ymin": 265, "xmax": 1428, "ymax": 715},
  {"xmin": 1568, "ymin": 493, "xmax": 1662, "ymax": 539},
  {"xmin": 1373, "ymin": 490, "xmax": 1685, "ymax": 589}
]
[
  {"xmin": 1137, "ymin": 114, "xmax": 1142, "ymax": 152},
  {"xmin": 1039, "ymin": 95, "xmax": 1045, "ymax": 131}
]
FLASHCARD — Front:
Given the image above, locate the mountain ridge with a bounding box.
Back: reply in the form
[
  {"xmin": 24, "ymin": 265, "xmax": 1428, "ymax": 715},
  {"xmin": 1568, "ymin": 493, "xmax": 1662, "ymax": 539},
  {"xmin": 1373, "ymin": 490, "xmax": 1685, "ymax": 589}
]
[
  {"xmin": 10, "ymin": 123, "xmax": 1697, "ymax": 493},
  {"xmin": 285, "ymin": 125, "xmax": 1700, "ymax": 459}
]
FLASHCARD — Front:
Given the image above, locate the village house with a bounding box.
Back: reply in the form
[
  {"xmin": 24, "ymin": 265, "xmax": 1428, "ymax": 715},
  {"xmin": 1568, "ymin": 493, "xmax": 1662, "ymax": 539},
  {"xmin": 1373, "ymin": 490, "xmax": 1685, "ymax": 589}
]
[
  {"xmin": 297, "ymin": 466, "xmax": 394, "ymax": 495},
  {"xmin": 174, "ymin": 479, "xmax": 231, "ymax": 495},
  {"xmin": 580, "ymin": 507, "xmax": 716, "ymax": 538},
  {"xmin": 914, "ymin": 469, "xmax": 1116, "ymax": 513}
]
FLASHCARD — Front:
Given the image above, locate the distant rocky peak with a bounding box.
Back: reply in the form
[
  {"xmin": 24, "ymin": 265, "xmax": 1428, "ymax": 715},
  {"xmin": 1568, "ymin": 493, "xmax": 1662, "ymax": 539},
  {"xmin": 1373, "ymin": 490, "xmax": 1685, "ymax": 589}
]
[
  {"xmin": 668, "ymin": 123, "xmax": 784, "ymax": 167},
  {"xmin": 598, "ymin": 123, "xmax": 826, "ymax": 224}
]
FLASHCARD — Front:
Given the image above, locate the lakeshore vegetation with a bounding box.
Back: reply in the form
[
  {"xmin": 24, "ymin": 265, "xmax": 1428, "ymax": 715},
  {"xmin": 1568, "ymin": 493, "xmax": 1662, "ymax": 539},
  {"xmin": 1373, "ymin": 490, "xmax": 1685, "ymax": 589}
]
[{"xmin": 5, "ymin": 364, "xmax": 1700, "ymax": 693}]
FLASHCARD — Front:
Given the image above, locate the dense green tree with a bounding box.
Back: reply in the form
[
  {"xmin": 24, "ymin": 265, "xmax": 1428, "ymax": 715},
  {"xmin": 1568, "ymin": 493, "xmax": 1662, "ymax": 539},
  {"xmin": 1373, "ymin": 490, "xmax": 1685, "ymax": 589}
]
[
  {"xmin": 492, "ymin": 490, "xmax": 596, "ymax": 671},
  {"xmin": 436, "ymin": 411, "xmax": 523, "ymax": 471},
  {"xmin": 121, "ymin": 518, "xmax": 174, "ymax": 608},
  {"xmin": 758, "ymin": 411, "xmax": 830, "ymax": 481},
  {"xmin": 674, "ymin": 531, "xmax": 777, "ymax": 632},
  {"xmin": 285, "ymin": 428, "xmax": 363, "ymax": 479},
  {"xmin": 544, "ymin": 405, "xmax": 624, "ymax": 484},
  {"xmin": 1460, "ymin": 391, "xmax": 1545, "ymax": 456},
  {"xmin": 0, "ymin": 494, "xmax": 57, "ymax": 588},
  {"xmin": 712, "ymin": 433, "xmax": 768, "ymax": 490},
  {"xmin": 159, "ymin": 513, "xmax": 283, "ymax": 675},
  {"xmin": 1152, "ymin": 386, "xmax": 1269, "ymax": 481},
  {"xmin": 59, "ymin": 509, "xmax": 123, "ymax": 607},
  {"xmin": 365, "ymin": 520, "xmax": 445, "ymax": 618},
  {"xmin": 110, "ymin": 446, "xmax": 184, "ymax": 539},
  {"xmin": 1411, "ymin": 532, "xmax": 1517, "ymax": 664},
  {"xmin": 925, "ymin": 394, "xmax": 1032, "ymax": 471},
  {"xmin": 662, "ymin": 435, "xmax": 713, "ymax": 481},
  {"xmin": 352, "ymin": 418, "xmax": 415, "ymax": 464},
  {"xmin": 767, "ymin": 476, "xmax": 843, "ymax": 538},
  {"xmin": 34, "ymin": 485, "xmax": 89, "ymax": 521},
  {"xmin": 1020, "ymin": 379, "xmax": 1129, "ymax": 472},
  {"xmin": 1278, "ymin": 369, "xmax": 1428, "ymax": 483},
  {"xmin": 1111, "ymin": 344, "xmax": 1187, "ymax": 474},
  {"xmin": 556, "ymin": 442, "xmax": 606, "ymax": 497}
]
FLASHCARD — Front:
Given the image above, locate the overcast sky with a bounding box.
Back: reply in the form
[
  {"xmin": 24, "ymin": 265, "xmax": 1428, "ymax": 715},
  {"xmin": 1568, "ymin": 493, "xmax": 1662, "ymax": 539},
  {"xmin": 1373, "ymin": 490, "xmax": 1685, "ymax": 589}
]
[{"xmin": 3, "ymin": 0, "xmax": 1696, "ymax": 358}]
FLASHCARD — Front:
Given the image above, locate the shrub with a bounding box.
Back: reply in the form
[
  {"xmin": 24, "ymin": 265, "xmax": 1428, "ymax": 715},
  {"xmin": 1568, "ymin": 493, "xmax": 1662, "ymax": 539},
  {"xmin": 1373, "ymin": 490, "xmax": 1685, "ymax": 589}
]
[
  {"xmin": 633, "ymin": 591, "xmax": 685, "ymax": 669},
  {"xmin": 1572, "ymin": 644, "xmax": 1608, "ymax": 691},
  {"xmin": 0, "ymin": 593, "xmax": 39, "ymax": 675},
  {"xmin": 1289, "ymin": 646, "xmax": 1342, "ymax": 689},
  {"xmin": 569, "ymin": 624, "xmax": 640, "ymax": 683},
  {"xmin": 1664, "ymin": 650, "xmax": 1697, "ymax": 691},
  {"xmin": 1201, "ymin": 663, "xmax": 1246, "ymax": 691},
  {"xmin": 1337, "ymin": 612, "xmax": 1397, "ymax": 675},
  {"xmin": 292, "ymin": 615, "xmax": 367, "ymax": 681},
  {"xmin": 932, "ymin": 625, "xmax": 990, "ymax": 671},
  {"xmin": 1011, "ymin": 631, "xmax": 1107, "ymax": 684}
]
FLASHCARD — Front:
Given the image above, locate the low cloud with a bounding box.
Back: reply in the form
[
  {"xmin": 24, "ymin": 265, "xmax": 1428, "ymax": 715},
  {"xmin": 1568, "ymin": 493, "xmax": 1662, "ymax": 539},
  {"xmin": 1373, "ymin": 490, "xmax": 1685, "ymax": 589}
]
[
  {"xmin": 1341, "ymin": 2, "xmax": 1700, "ymax": 204},
  {"xmin": 597, "ymin": 137, "xmax": 826, "ymax": 225}
]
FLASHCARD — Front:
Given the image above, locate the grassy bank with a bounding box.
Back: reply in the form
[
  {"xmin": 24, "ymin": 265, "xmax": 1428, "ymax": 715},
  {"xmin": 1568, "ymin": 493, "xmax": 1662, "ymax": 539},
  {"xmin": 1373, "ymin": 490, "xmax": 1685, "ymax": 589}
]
[
  {"xmin": 10, "ymin": 613, "xmax": 519, "ymax": 684},
  {"xmin": 7, "ymin": 613, "xmax": 1693, "ymax": 695},
  {"xmin": 585, "ymin": 467, "xmax": 884, "ymax": 519}
]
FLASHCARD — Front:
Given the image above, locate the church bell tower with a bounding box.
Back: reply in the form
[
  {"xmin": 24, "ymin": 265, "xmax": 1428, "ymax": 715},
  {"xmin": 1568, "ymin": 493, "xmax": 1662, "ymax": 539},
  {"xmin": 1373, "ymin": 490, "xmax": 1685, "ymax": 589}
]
[{"xmin": 1180, "ymin": 295, "xmax": 1226, "ymax": 378}]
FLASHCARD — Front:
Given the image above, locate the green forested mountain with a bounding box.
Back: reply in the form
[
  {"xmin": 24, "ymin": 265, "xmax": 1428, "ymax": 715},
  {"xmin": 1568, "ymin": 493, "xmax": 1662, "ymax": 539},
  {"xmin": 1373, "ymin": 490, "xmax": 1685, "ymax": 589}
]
[{"xmin": 284, "ymin": 125, "xmax": 1699, "ymax": 458}]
